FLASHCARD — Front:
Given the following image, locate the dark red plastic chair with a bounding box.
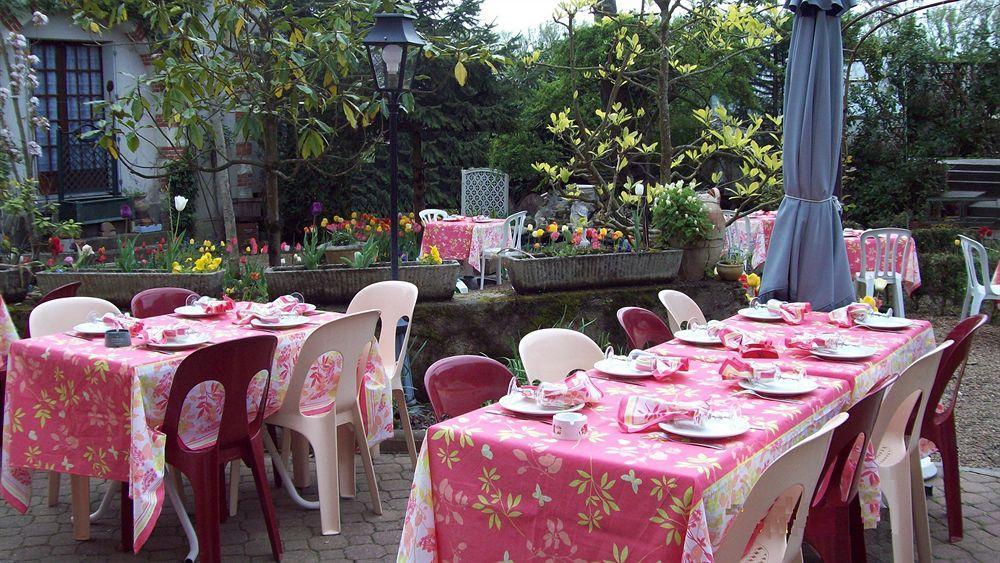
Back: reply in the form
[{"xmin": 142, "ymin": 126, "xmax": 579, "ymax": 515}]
[
  {"xmin": 425, "ymin": 355, "xmax": 513, "ymax": 421},
  {"xmin": 921, "ymin": 314, "xmax": 987, "ymax": 542},
  {"xmin": 617, "ymin": 307, "xmax": 673, "ymax": 350},
  {"xmin": 130, "ymin": 287, "xmax": 198, "ymax": 319},
  {"xmin": 150, "ymin": 335, "xmax": 280, "ymax": 562},
  {"xmin": 24, "ymin": 281, "xmax": 82, "ymax": 338},
  {"xmin": 802, "ymin": 373, "xmax": 898, "ymax": 563}
]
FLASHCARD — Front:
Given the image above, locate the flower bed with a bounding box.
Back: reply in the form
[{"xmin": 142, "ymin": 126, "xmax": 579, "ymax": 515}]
[
  {"xmin": 265, "ymin": 260, "xmax": 460, "ymax": 304},
  {"xmin": 505, "ymin": 249, "xmax": 682, "ymax": 294}
]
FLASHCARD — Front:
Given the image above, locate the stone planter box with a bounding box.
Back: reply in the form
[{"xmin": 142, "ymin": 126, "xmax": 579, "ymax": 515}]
[
  {"xmin": 265, "ymin": 260, "xmax": 461, "ymax": 305},
  {"xmin": 35, "ymin": 269, "xmax": 225, "ymax": 308},
  {"xmin": 0, "ymin": 265, "xmax": 33, "ymax": 303},
  {"xmin": 505, "ymin": 250, "xmax": 683, "ymax": 294}
]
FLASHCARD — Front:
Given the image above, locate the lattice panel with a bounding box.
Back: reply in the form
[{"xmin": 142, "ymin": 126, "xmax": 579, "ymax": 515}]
[{"xmin": 461, "ymin": 168, "xmax": 509, "ymax": 218}]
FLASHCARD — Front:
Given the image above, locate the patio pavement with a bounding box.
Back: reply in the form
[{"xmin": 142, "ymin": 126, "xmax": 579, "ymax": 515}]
[{"xmin": 0, "ymin": 455, "xmax": 996, "ymax": 561}]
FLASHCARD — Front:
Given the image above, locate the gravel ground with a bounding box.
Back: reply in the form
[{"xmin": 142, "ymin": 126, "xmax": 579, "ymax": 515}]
[{"xmin": 929, "ymin": 315, "xmax": 999, "ymax": 469}]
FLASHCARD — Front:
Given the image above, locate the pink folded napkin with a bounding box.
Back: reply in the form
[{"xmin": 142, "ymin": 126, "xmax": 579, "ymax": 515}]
[
  {"xmin": 651, "ymin": 356, "xmax": 689, "ymax": 381},
  {"xmin": 766, "ymin": 299, "xmax": 811, "ymax": 325},
  {"xmin": 515, "ymin": 371, "xmax": 604, "ymax": 408},
  {"xmin": 617, "ymin": 396, "xmax": 703, "ymax": 433},
  {"xmin": 828, "ymin": 303, "xmax": 873, "ymax": 328},
  {"xmin": 719, "ymin": 357, "xmax": 754, "ymax": 380},
  {"xmin": 716, "ymin": 325, "xmax": 770, "ymax": 351},
  {"xmin": 741, "ymin": 342, "xmax": 779, "ymax": 359},
  {"xmin": 232, "ymin": 295, "xmax": 310, "ymax": 325},
  {"xmin": 144, "ymin": 323, "xmax": 190, "ymax": 344},
  {"xmin": 191, "ymin": 296, "xmax": 234, "ymax": 315},
  {"xmin": 101, "ymin": 313, "xmax": 145, "ymax": 336},
  {"xmin": 784, "ymin": 334, "xmax": 833, "ymax": 351},
  {"xmin": 271, "ymin": 295, "xmax": 311, "ymax": 314}
]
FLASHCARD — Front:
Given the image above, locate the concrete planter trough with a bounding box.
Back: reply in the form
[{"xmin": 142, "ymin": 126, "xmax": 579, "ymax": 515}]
[
  {"xmin": 265, "ymin": 260, "xmax": 461, "ymax": 305},
  {"xmin": 505, "ymin": 249, "xmax": 683, "ymax": 294},
  {"xmin": 35, "ymin": 269, "xmax": 225, "ymax": 308}
]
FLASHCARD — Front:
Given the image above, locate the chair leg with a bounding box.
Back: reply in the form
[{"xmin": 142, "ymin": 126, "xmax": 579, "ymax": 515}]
[
  {"xmin": 880, "ymin": 458, "xmax": 916, "ymax": 563},
  {"xmin": 310, "ymin": 436, "xmax": 342, "ymax": 535},
  {"xmin": 228, "ymin": 461, "xmax": 241, "ymax": 517},
  {"xmin": 848, "ymin": 497, "xmax": 868, "ymax": 563},
  {"xmin": 910, "ymin": 450, "xmax": 933, "ymax": 562},
  {"xmin": 353, "ymin": 403, "xmax": 383, "ymax": 515},
  {"xmin": 247, "ymin": 437, "xmax": 283, "ymax": 562},
  {"xmin": 937, "ymin": 417, "xmax": 964, "ymax": 542},
  {"xmin": 173, "ymin": 469, "xmax": 187, "ymax": 507},
  {"xmin": 120, "ymin": 484, "xmax": 134, "ymax": 553},
  {"xmin": 479, "ymin": 255, "xmax": 486, "ymax": 290},
  {"xmin": 970, "ymin": 295, "xmax": 984, "ymax": 317},
  {"xmin": 393, "ymin": 388, "xmax": 418, "ymax": 468},
  {"xmin": 960, "ymin": 289, "xmax": 972, "ymax": 319},
  {"xmin": 188, "ymin": 466, "xmax": 222, "ymax": 563},
  {"xmin": 218, "ymin": 465, "xmax": 229, "ymax": 524},
  {"xmin": 804, "ymin": 505, "xmax": 856, "ymax": 563},
  {"xmin": 292, "ymin": 431, "xmax": 312, "ymax": 488},
  {"xmin": 893, "ymin": 279, "xmax": 905, "ymax": 318},
  {"xmin": 337, "ymin": 423, "xmax": 356, "ymax": 498},
  {"xmin": 47, "ymin": 471, "xmax": 60, "ymax": 506}
]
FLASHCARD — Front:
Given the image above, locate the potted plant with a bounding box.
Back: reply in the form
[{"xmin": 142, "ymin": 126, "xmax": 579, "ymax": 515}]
[
  {"xmin": 716, "ymin": 247, "xmax": 748, "ymax": 282},
  {"xmin": 322, "ymin": 215, "xmax": 364, "ymax": 264},
  {"xmin": 651, "ymin": 181, "xmax": 715, "ymax": 281}
]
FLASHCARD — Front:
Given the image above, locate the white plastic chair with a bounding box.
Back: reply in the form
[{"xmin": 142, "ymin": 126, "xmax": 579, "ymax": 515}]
[
  {"xmin": 479, "ymin": 211, "xmax": 527, "ymax": 290},
  {"xmin": 28, "ymin": 296, "xmax": 121, "ymax": 507},
  {"xmin": 418, "ymin": 209, "xmax": 448, "ymax": 224},
  {"xmin": 958, "ymin": 235, "xmax": 1000, "ymax": 319},
  {"xmin": 858, "ymin": 228, "xmax": 912, "ymax": 318},
  {"xmin": 870, "ymin": 341, "xmax": 952, "ymax": 563},
  {"xmin": 657, "ymin": 289, "xmax": 706, "ymax": 334},
  {"xmin": 231, "ymin": 311, "xmax": 383, "ymax": 534},
  {"xmin": 518, "ymin": 328, "xmax": 604, "ymax": 384},
  {"xmin": 714, "ymin": 413, "xmax": 847, "ymax": 563},
  {"xmin": 347, "ymin": 281, "xmax": 419, "ymax": 466},
  {"xmin": 461, "ymin": 168, "xmax": 509, "ymax": 218}
]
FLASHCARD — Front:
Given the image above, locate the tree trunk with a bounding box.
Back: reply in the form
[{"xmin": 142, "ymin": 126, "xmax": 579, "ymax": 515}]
[
  {"xmin": 657, "ymin": 13, "xmax": 673, "ymax": 183},
  {"xmin": 210, "ymin": 113, "xmax": 238, "ymax": 243},
  {"xmin": 262, "ymin": 115, "xmax": 281, "ymax": 266},
  {"xmin": 410, "ymin": 129, "xmax": 425, "ymax": 213}
]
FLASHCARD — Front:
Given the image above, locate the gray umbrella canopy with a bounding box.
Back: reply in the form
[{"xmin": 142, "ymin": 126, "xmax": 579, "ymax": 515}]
[{"xmin": 758, "ymin": 0, "xmax": 856, "ymax": 311}]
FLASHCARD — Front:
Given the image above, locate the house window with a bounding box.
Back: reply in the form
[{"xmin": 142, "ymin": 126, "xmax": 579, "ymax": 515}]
[{"xmin": 31, "ymin": 41, "xmax": 116, "ymax": 198}]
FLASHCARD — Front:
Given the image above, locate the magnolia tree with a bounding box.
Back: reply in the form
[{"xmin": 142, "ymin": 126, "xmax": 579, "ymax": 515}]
[{"xmin": 73, "ymin": 0, "xmax": 501, "ymax": 264}]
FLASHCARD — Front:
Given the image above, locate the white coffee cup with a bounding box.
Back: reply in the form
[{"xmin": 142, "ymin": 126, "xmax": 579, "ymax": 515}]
[{"xmin": 552, "ymin": 412, "xmax": 589, "ymax": 441}]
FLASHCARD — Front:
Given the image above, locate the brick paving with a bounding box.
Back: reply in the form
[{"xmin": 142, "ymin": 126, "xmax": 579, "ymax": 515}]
[{"xmin": 0, "ymin": 455, "xmax": 996, "ymax": 561}]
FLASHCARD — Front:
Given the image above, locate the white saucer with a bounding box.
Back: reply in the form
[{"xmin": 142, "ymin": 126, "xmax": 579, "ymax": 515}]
[
  {"xmin": 738, "ymin": 307, "xmax": 782, "ymax": 322},
  {"xmin": 659, "ymin": 417, "xmax": 750, "ymax": 439},
  {"xmin": 148, "ymin": 333, "xmax": 210, "ymax": 350},
  {"xmin": 497, "ymin": 393, "xmax": 585, "ymax": 416},
  {"xmin": 810, "ymin": 344, "xmax": 878, "ymax": 361},
  {"xmin": 442, "ymin": 216, "xmax": 463, "ymax": 222},
  {"xmin": 593, "ymin": 358, "xmax": 654, "ymax": 378},
  {"xmin": 72, "ymin": 322, "xmax": 109, "ymax": 336},
  {"xmin": 673, "ymin": 329, "xmax": 722, "ymax": 346},
  {"xmin": 738, "ymin": 378, "xmax": 818, "ymax": 396},
  {"xmin": 857, "ymin": 316, "xmax": 912, "ymax": 331},
  {"xmin": 173, "ymin": 305, "xmax": 222, "ymax": 318},
  {"xmin": 251, "ymin": 316, "xmax": 310, "ymax": 329}
]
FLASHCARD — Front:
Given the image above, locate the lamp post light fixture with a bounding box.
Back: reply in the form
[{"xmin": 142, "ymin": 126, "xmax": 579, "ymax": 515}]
[{"xmin": 363, "ymin": 13, "xmax": 427, "ymax": 280}]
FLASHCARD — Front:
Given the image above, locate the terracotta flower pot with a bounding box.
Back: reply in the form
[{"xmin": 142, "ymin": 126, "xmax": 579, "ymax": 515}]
[{"xmin": 715, "ymin": 262, "xmax": 744, "ymax": 282}]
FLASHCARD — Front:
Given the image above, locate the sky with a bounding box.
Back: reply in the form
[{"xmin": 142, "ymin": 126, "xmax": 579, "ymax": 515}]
[{"xmin": 479, "ymin": 0, "xmax": 650, "ymax": 36}]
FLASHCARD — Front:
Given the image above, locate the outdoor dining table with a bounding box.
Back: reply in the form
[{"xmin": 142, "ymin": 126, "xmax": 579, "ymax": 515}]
[
  {"xmin": 726, "ymin": 213, "xmax": 923, "ymax": 295},
  {"xmin": 418, "ymin": 216, "xmax": 510, "ymax": 272},
  {"xmin": 0, "ymin": 307, "xmax": 393, "ymax": 552},
  {"xmin": 399, "ymin": 311, "xmax": 935, "ymax": 562}
]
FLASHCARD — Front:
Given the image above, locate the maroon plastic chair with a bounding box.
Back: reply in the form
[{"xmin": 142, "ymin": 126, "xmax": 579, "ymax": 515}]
[
  {"xmin": 617, "ymin": 306, "xmax": 673, "ymax": 350},
  {"xmin": 130, "ymin": 287, "xmax": 198, "ymax": 319},
  {"xmin": 23, "ymin": 281, "xmax": 82, "ymax": 338},
  {"xmin": 153, "ymin": 335, "xmax": 280, "ymax": 563},
  {"xmin": 921, "ymin": 314, "xmax": 987, "ymax": 542},
  {"xmin": 800, "ymin": 373, "xmax": 898, "ymax": 563},
  {"xmin": 424, "ymin": 355, "xmax": 514, "ymax": 421}
]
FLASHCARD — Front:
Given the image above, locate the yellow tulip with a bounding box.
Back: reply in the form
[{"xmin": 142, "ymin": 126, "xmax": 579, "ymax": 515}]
[
  {"xmin": 320, "ymin": 218, "xmax": 329, "ymax": 228},
  {"xmin": 860, "ymin": 295, "xmax": 878, "ymax": 309},
  {"xmin": 746, "ymin": 273, "xmax": 761, "ymax": 289}
]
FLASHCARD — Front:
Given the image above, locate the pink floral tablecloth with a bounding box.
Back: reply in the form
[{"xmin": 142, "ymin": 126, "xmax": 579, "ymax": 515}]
[
  {"xmin": 0, "ymin": 295, "xmax": 17, "ymax": 373},
  {"xmin": 723, "ymin": 211, "xmax": 776, "ymax": 270},
  {"xmin": 993, "ymin": 262, "xmax": 1000, "ymax": 286},
  {"xmin": 399, "ymin": 312, "xmax": 935, "ymax": 562},
  {"xmin": 419, "ymin": 218, "xmax": 510, "ymax": 272},
  {"xmin": 1, "ymin": 309, "xmax": 392, "ymax": 552}
]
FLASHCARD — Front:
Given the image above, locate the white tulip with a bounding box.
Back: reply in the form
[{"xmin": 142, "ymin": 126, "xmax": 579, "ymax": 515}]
[
  {"xmin": 174, "ymin": 195, "xmax": 189, "ymax": 212},
  {"xmin": 633, "ymin": 183, "xmax": 645, "ymax": 197},
  {"xmin": 80, "ymin": 244, "xmax": 94, "ymax": 257},
  {"xmin": 873, "ymin": 278, "xmax": 888, "ymax": 292}
]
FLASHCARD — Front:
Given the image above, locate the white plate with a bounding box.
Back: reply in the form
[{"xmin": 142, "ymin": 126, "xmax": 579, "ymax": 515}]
[
  {"xmin": 173, "ymin": 305, "xmax": 222, "ymax": 318},
  {"xmin": 810, "ymin": 344, "xmax": 878, "ymax": 361},
  {"xmin": 251, "ymin": 316, "xmax": 310, "ymax": 329},
  {"xmin": 442, "ymin": 216, "xmax": 463, "ymax": 222},
  {"xmin": 72, "ymin": 322, "xmax": 109, "ymax": 336},
  {"xmin": 473, "ymin": 217, "xmax": 493, "ymax": 223},
  {"xmin": 497, "ymin": 393, "xmax": 585, "ymax": 416},
  {"xmin": 857, "ymin": 316, "xmax": 912, "ymax": 331},
  {"xmin": 738, "ymin": 307, "xmax": 782, "ymax": 322},
  {"xmin": 148, "ymin": 333, "xmax": 211, "ymax": 350},
  {"xmin": 593, "ymin": 358, "xmax": 654, "ymax": 379},
  {"xmin": 738, "ymin": 378, "xmax": 818, "ymax": 396},
  {"xmin": 659, "ymin": 417, "xmax": 750, "ymax": 439},
  {"xmin": 673, "ymin": 329, "xmax": 722, "ymax": 346}
]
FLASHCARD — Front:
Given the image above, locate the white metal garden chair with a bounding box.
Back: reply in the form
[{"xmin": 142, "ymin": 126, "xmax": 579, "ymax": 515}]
[
  {"xmin": 858, "ymin": 227, "xmax": 912, "ymax": 318},
  {"xmin": 479, "ymin": 211, "xmax": 527, "ymax": 289},
  {"xmin": 461, "ymin": 168, "xmax": 509, "ymax": 218},
  {"xmin": 958, "ymin": 234, "xmax": 1000, "ymax": 318},
  {"xmin": 418, "ymin": 208, "xmax": 448, "ymax": 224}
]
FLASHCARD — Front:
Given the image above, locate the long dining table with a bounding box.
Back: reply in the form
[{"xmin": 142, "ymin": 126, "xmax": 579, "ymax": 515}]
[
  {"xmin": 399, "ymin": 311, "xmax": 935, "ymax": 562},
  {"xmin": 0, "ymin": 307, "xmax": 393, "ymax": 552}
]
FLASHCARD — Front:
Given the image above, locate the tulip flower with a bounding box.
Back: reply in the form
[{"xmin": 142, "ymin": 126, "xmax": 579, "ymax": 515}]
[{"xmin": 174, "ymin": 195, "xmax": 188, "ymax": 212}]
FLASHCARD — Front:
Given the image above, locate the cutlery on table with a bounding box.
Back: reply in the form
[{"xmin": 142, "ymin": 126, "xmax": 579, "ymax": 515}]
[
  {"xmin": 485, "ymin": 410, "xmax": 539, "ymax": 422},
  {"xmin": 64, "ymin": 332, "xmax": 97, "ymax": 341},
  {"xmin": 590, "ymin": 375, "xmax": 645, "ymax": 387},
  {"xmin": 736, "ymin": 390, "xmax": 804, "ymax": 405},
  {"xmin": 658, "ymin": 433, "xmax": 724, "ymax": 450}
]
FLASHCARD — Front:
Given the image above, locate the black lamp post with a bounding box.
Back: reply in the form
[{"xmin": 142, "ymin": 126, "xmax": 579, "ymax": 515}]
[{"xmin": 363, "ymin": 13, "xmax": 426, "ymax": 280}]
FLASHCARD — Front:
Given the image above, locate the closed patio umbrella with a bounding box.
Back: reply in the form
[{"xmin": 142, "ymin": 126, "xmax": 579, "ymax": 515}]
[{"xmin": 758, "ymin": 0, "xmax": 855, "ymax": 311}]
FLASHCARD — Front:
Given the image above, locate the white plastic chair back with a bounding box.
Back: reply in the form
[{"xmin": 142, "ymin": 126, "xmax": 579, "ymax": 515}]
[
  {"xmin": 347, "ymin": 281, "xmax": 418, "ymax": 384},
  {"xmin": 714, "ymin": 413, "xmax": 847, "ymax": 563},
  {"xmin": 657, "ymin": 289, "xmax": 706, "ymax": 334},
  {"xmin": 859, "ymin": 228, "xmax": 912, "ymax": 282},
  {"xmin": 461, "ymin": 168, "xmax": 509, "ymax": 218},
  {"xmin": 958, "ymin": 235, "xmax": 1000, "ymax": 318},
  {"xmin": 519, "ymin": 328, "xmax": 604, "ymax": 384},
  {"xmin": 418, "ymin": 209, "xmax": 448, "ymax": 224},
  {"xmin": 29, "ymin": 296, "xmax": 121, "ymax": 337},
  {"xmin": 504, "ymin": 211, "xmax": 527, "ymax": 250}
]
